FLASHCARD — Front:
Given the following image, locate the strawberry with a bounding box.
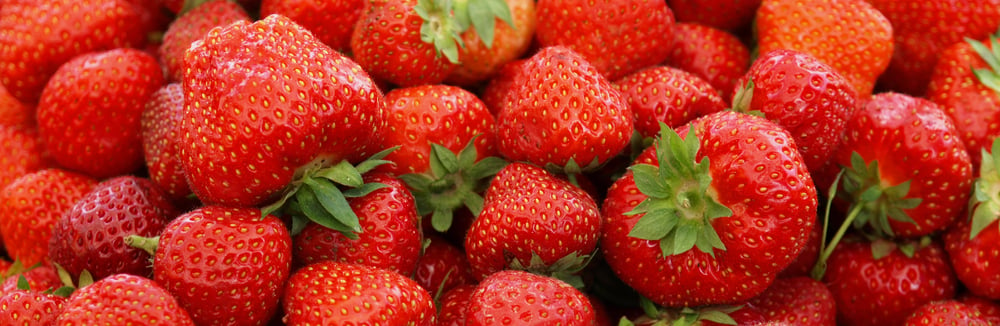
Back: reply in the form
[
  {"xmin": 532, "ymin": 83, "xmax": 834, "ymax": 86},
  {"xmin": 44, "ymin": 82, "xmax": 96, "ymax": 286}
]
[
  {"xmin": 0, "ymin": 83, "xmax": 33, "ymax": 127},
  {"xmin": 159, "ymin": 0, "xmax": 250, "ymax": 82},
  {"xmin": 465, "ymin": 270, "xmax": 596, "ymax": 325},
  {"xmin": 822, "ymin": 237, "xmax": 957, "ymax": 326},
  {"xmin": 612, "ymin": 65, "xmax": 726, "ymax": 139},
  {"xmin": 56, "ymin": 274, "xmax": 194, "ymax": 325},
  {"xmin": 479, "ymin": 58, "xmax": 526, "ymax": 115},
  {"xmin": 0, "ymin": 289, "xmax": 67, "ymax": 326},
  {"xmin": 732, "ymin": 49, "xmax": 859, "ymax": 172},
  {"xmin": 961, "ymin": 295, "xmax": 1000, "ymax": 325},
  {"xmin": 282, "ymin": 261, "xmax": 436, "ymax": 325},
  {"xmin": 600, "ymin": 111, "xmax": 817, "ymax": 307},
  {"xmin": 0, "ymin": 124, "xmax": 49, "ymax": 192},
  {"xmin": 870, "ymin": 0, "xmax": 1000, "ymax": 96},
  {"xmin": 0, "ymin": 264, "xmax": 63, "ymax": 297},
  {"xmin": 0, "ymin": 0, "xmax": 149, "ymax": 104},
  {"xmin": 413, "ymin": 235, "xmax": 475, "ymax": 295},
  {"xmin": 535, "ymin": 0, "xmax": 675, "ymax": 82},
  {"xmin": 141, "ymin": 83, "xmax": 194, "ymax": 205},
  {"xmin": 749, "ymin": 277, "xmax": 836, "ymax": 326},
  {"xmin": 625, "ymin": 305, "xmax": 766, "ymax": 326},
  {"xmin": 777, "ymin": 216, "xmax": 821, "ymax": 278},
  {"xmin": 446, "ymin": 0, "xmax": 536, "ymax": 86},
  {"xmin": 436, "ymin": 284, "xmax": 476, "ymax": 326},
  {"xmin": 181, "ymin": 14, "xmax": 387, "ymax": 226},
  {"xmin": 755, "ymin": 0, "xmax": 894, "ymax": 97},
  {"xmin": 495, "ymin": 46, "xmax": 633, "ymax": 173},
  {"xmin": 37, "ymin": 48, "xmax": 165, "ymax": 179},
  {"xmin": 944, "ymin": 140, "xmax": 1000, "ymax": 299},
  {"xmin": 0, "ymin": 169, "xmax": 97, "ymax": 266},
  {"xmin": 48, "ymin": 176, "xmax": 177, "ymax": 281},
  {"xmin": 826, "ymin": 92, "xmax": 973, "ymax": 237},
  {"xmin": 142, "ymin": 206, "xmax": 292, "ymax": 326},
  {"xmin": 665, "ymin": 0, "xmax": 760, "ymax": 32},
  {"xmin": 465, "ymin": 162, "xmax": 602, "ymax": 280},
  {"xmin": 664, "ymin": 23, "xmax": 751, "ymax": 102},
  {"xmin": 260, "ymin": 0, "xmax": 364, "ymax": 52},
  {"xmin": 903, "ymin": 300, "xmax": 991, "ymax": 326}
]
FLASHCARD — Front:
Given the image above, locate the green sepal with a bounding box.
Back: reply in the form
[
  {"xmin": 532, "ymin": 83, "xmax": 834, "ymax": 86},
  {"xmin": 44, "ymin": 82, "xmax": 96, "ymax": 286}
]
[
  {"xmin": 969, "ymin": 137, "xmax": 1000, "ymax": 239},
  {"xmin": 355, "ymin": 146, "xmax": 399, "ymax": 174},
  {"xmin": 839, "ymin": 151, "xmax": 922, "ymax": 238},
  {"xmin": 295, "ymin": 183, "xmax": 361, "ymax": 240},
  {"xmin": 966, "ymin": 28, "xmax": 1000, "ymax": 95},
  {"xmin": 508, "ymin": 251, "xmax": 593, "ymax": 289},
  {"xmin": 50, "ymin": 286, "xmax": 75, "ymax": 298},
  {"xmin": 178, "ymin": 0, "xmax": 214, "ymax": 16},
  {"xmin": 618, "ymin": 317, "xmax": 637, "ymax": 326},
  {"xmin": 316, "ymin": 160, "xmax": 364, "ymax": 188},
  {"xmin": 16, "ymin": 275, "xmax": 28, "ymax": 291},
  {"xmin": 415, "ymin": 0, "xmax": 464, "ymax": 63}
]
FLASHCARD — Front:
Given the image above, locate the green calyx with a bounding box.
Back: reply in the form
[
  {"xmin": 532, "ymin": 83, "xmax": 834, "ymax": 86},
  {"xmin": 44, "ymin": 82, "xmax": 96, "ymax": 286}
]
[
  {"xmin": 968, "ymin": 137, "xmax": 1000, "ymax": 239},
  {"xmin": 399, "ymin": 137, "xmax": 507, "ymax": 233},
  {"xmin": 839, "ymin": 152, "xmax": 922, "ymax": 238},
  {"xmin": 261, "ymin": 148, "xmax": 398, "ymax": 239},
  {"xmin": 626, "ymin": 122, "xmax": 732, "ymax": 258},
  {"xmin": 415, "ymin": 0, "xmax": 516, "ymax": 63},
  {"xmin": 967, "ymin": 28, "xmax": 1000, "ymax": 95},
  {"xmin": 453, "ymin": 0, "xmax": 515, "ymax": 48},
  {"xmin": 620, "ymin": 297, "xmax": 740, "ymax": 326},
  {"xmin": 729, "ymin": 80, "xmax": 766, "ymax": 118},
  {"xmin": 508, "ymin": 251, "xmax": 593, "ymax": 289}
]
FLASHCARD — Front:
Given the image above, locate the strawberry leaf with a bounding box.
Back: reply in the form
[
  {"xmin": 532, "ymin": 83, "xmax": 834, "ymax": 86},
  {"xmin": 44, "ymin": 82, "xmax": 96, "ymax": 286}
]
[
  {"xmin": 296, "ymin": 184, "xmax": 360, "ymax": 240},
  {"xmin": 341, "ymin": 182, "xmax": 389, "ymax": 198},
  {"xmin": 431, "ymin": 208, "xmax": 454, "ymax": 232},
  {"xmin": 316, "ymin": 160, "xmax": 364, "ymax": 188},
  {"xmin": 969, "ymin": 137, "xmax": 1000, "ymax": 239},
  {"xmin": 840, "ymin": 151, "xmax": 921, "ymax": 238},
  {"xmin": 16, "ymin": 275, "xmax": 28, "ymax": 291},
  {"xmin": 416, "ymin": 0, "xmax": 464, "ymax": 63}
]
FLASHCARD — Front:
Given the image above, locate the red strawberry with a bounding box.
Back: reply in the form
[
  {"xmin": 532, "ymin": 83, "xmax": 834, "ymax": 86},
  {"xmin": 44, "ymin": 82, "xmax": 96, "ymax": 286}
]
[
  {"xmin": 0, "ymin": 0, "xmax": 149, "ymax": 104},
  {"xmin": 822, "ymin": 237, "xmax": 957, "ymax": 326},
  {"xmin": 141, "ymin": 83, "xmax": 194, "ymax": 205},
  {"xmin": 0, "ymin": 169, "xmax": 97, "ymax": 266},
  {"xmin": 626, "ymin": 305, "xmax": 766, "ymax": 326},
  {"xmin": 613, "ymin": 65, "xmax": 726, "ymax": 139},
  {"xmin": 282, "ymin": 261, "xmax": 436, "ymax": 325},
  {"xmin": 413, "ymin": 235, "xmax": 475, "ymax": 295},
  {"xmin": 495, "ymin": 46, "xmax": 633, "ymax": 173},
  {"xmin": 749, "ymin": 277, "xmax": 836, "ymax": 325},
  {"xmin": 665, "ymin": 0, "xmax": 760, "ymax": 32},
  {"xmin": 159, "ymin": 0, "xmax": 250, "ymax": 82},
  {"xmin": 479, "ymin": 58, "xmax": 526, "ymax": 115},
  {"xmin": 826, "ymin": 92, "xmax": 973, "ymax": 237},
  {"xmin": 903, "ymin": 300, "xmax": 991, "ymax": 326},
  {"xmin": 777, "ymin": 216, "xmax": 821, "ymax": 278},
  {"xmin": 0, "ymin": 83, "xmax": 33, "ymax": 127},
  {"xmin": 0, "ymin": 264, "xmax": 63, "ymax": 297},
  {"xmin": 37, "ymin": 48, "xmax": 165, "ymax": 179},
  {"xmin": 56, "ymin": 274, "xmax": 194, "ymax": 325},
  {"xmin": 260, "ymin": 0, "xmax": 364, "ymax": 52},
  {"xmin": 732, "ymin": 49, "xmax": 859, "ymax": 172},
  {"xmin": 943, "ymin": 141, "xmax": 1000, "ymax": 299},
  {"xmin": 961, "ymin": 295, "xmax": 1000, "ymax": 325},
  {"xmin": 755, "ymin": 0, "xmax": 894, "ymax": 97},
  {"xmin": 870, "ymin": 0, "xmax": 1000, "ymax": 96},
  {"xmin": 465, "ymin": 162, "xmax": 601, "ymax": 280},
  {"xmin": 48, "ymin": 176, "xmax": 177, "ymax": 281},
  {"xmin": 0, "ymin": 290, "xmax": 67, "ymax": 326},
  {"xmin": 665, "ymin": 23, "xmax": 751, "ymax": 102},
  {"xmin": 465, "ymin": 270, "xmax": 596, "ymax": 325},
  {"xmin": 436, "ymin": 284, "xmax": 476, "ymax": 326},
  {"xmin": 0, "ymin": 124, "xmax": 49, "ymax": 191},
  {"xmin": 600, "ymin": 111, "xmax": 817, "ymax": 307},
  {"xmin": 446, "ymin": 0, "xmax": 536, "ymax": 86},
  {"xmin": 147, "ymin": 206, "xmax": 292, "ymax": 326}
]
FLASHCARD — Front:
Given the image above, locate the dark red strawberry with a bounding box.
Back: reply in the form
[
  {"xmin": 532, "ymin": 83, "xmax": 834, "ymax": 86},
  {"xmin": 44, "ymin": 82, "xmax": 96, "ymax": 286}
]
[
  {"xmin": 141, "ymin": 83, "xmax": 194, "ymax": 205},
  {"xmin": 260, "ymin": 0, "xmax": 363, "ymax": 52},
  {"xmin": 436, "ymin": 284, "xmax": 475, "ymax": 326},
  {"xmin": 282, "ymin": 261, "xmax": 436, "ymax": 325},
  {"xmin": 903, "ymin": 300, "xmax": 991, "ymax": 326},
  {"xmin": 750, "ymin": 277, "xmax": 836, "ymax": 325},
  {"xmin": 665, "ymin": 0, "xmax": 760, "ymax": 32},
  {"xmin": 56, "ymin": 274, "xmax": 194, "ymax": 325},
  {"xmin": 665, "ymin": 23, "xmax": 751, "ymax": 102},
  {"xmin": 0, "ymin": 289, "xmax": 67, "ymax": 326},
  {"xmin": 600, "ymin": 111, "xmax": 817, "ymax": 307},
  {"xmin": 465, "ymin": 270, "xmax": 595, "ymax": 325},
  {"xmin": 159, "ymin": 0, "xmax": 250, "ymax": 82},
  {"xmin": 413, "ymin": 235, "xmax": 475, "ymax": 295},
  {"xmin": 0, "ymin": 124, "xmax": 49, "ymax": 192},
  {"xmin": 446, "ymin": 0, "xmax": 536, "ymax": 86},
  {"xmin": 0, "ymin": 264, "xmax": 62, "ymax": 297},
  {"xmin": 613, "ymin": 65, "xmax": 726, "ymax": 139},
  {"xmin": 37, "ymin": 48, "xmax": 165, "ymax": 179}
]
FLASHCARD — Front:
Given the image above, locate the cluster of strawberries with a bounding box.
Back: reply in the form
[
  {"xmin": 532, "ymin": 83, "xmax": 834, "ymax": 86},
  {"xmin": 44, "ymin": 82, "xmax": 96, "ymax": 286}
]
[{"xmin": 2, "ymin": 0, "xmax": 1000, "ymax": 325}]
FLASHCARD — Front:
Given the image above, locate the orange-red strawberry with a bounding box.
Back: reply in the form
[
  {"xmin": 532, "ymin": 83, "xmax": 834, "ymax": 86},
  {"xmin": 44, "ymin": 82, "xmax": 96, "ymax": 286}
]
[
  {"xmin": 56, "ymin": 274, "xmax": 194, "ymax": 325},
  {"xmin": 943, "ymin": 141, "xmax": 1000, "ymax": 299},
  {"xmin": 0, "ymin": 0, "xmax": 149, "ymax": 104},
  {"xmin": 260, "ymin": 0, "xmax": 364, "ymax": 52},
  {"xmin": 0, "ymin": 83, "xmax": 33, "ymax": 127},
  {"xmin": 535, "ymin": 0, "xmax": 675, "ymax": 81},
  {"xmin": 0, "ymin": 289, "xmax": 66, "ymax": 326},
  {"xmin": 282, "ymin": 261, "xmax": 436, "ymax": 325},
  {"xmin": 903, "ymin": 300, "xmax": 992, "ymax": 326},
  {"xmin": 0, "ymin": 124, "xmax": 48, "ymax": 192},
  {"xmin": 749, "ymin": 277, "xmax": 836, "ymax": 325},
  {"xmin": 465, "ymin": 270, "xmax": 596, "ymax": 325},
  {"xmin": 665, "ymin": 0, "xmax": 760, "ymax": 32},
  {"xmin": 0, "ymin": 169, "xmax": 97, "ymax": 266},
  {"xmin": 140, "ymin": 83, "xmax": 194, "ymax": 205},
  {"xmin": 446, "ymin": 0, "xmax": 536, "ymax": 86},
  {"xmin": 755, "ymin": 0, "xmax": 893, "ymax": 97},
  {"xmin": 664, "ymin": 23, "xmax": 751, "ymax": 102},
  {"xmin": 159, "ymin": 0, "xmax": 250, "ymax": 82},
  {"xmin": 37, "ymin": 48, "xmax": 164, "ymax": 179},
  {"xmin": 613, "ymin": 65, "xmax": 726, "ymax": 139}
]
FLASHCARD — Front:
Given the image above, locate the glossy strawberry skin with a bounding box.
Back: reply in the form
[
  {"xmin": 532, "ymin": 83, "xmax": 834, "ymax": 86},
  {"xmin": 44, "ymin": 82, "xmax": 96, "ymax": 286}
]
[
  {"xmin": 600, "ymin": 111, "xmax": 817, "ymax": 307},
  {"xmin": 0, "ymin": 169, "xmax": 97, "ymax": 266},
  {"xmin": 0, "ymin": 83, "xmax": 33, "ymax": 127},
  {"xmin": 260, "ymin": 0, "xmax": 364, "ymax": 52},
  {"xmin": 37, "ymin": 48, "xmax": 164, "ymax": 179},
  {"xmin": 413, "ymin": 235, "xmax": 475, "ymax": 295},
  {"xmin": 0, "ymin": 290, "xmax": 66, "ymax": 326},
  {"xmin": 159, "ymin": 0, "xmax": 250, "ymax": 82},
  {"xmin": 446, "ymin": 0, "xmax": 536, "ymax": 86},
  {"xmin": 436, "ymin": 284, "xmax": 476, "ymax": 326},
  {"xmin": 282, "ymin": 261, "xmax": 436, "ymax": 326},
  {"xmin": 902, "ymin": 300, "xmax": 991, "ymax": 326},
  {"xmin": 181, "ymin": 14, "xmax": 386, "ymax": 207},
  {"xmin": 665, "ymin": 23, "xmax": 750, "ymax": 102},
  {"xmin": 57, "ymin": 274, "xmax": 194, "ymax": 326},
  {"xmin": 944, "ymin": 218, "xmax": 1000, "ymax": 299},
  {"xmin": 0, "ymin": 265, "xmax": 62, "ymax": 297},
  {"xmin": 750, "ymin": 276, "xmax": 836, "ymax": 325},
  {"xmin": 0, "ymin": 124, "xmax": 48, "ymax": 191},
  {"xmin": 466, "ymin": 270, "xmax": 595, "ymax": 326},
  {"xmin": 351, "ymin": 0, "xmax": 456, "ymax": 87},
  {"xmin": 153, "ymin": 206, "xmax": 292, "ymax": 326},
  {"xmin": 613, "ymin": 65, "xmax": 726, "ymax": 139},
  {"xmin": 141, "ymin": 83, "xmax": 193, "ymax": 204},
  {"xmin": 479, "ymin": 59, "xmax": 526, "ymax": 115}
]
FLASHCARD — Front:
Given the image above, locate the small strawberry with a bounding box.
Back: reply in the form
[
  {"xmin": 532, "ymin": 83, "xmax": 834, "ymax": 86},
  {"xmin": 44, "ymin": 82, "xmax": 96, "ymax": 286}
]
[
  {"xmin": 141, "ymin": 83, "xmax": 194, "ymax": 205},
  {"xmin": 943, "ymin": 139, "xmax": 1000, "ymax": 299},
  {"xmin": 0, "ymin": 169, "xmax": 97, "ymax": 266},
  {"xmin": 465, "ymin": 270, "xmax": 596, "ymax": 325},
  {"xmin": 665, "ymin": 0, "xmax": 761, "ymax": 32},
  {"xmin": 413, "ymin": 235, "xmax": 475, "ymax": 295},
  {"xmin": 0, "ymin": 124, "xmax": 49, "ymax": 192},
  {"xmin": 282, "ymin": 261, "xmax": 436, "ymax": 325},
  {"xmin": 56, "ymin": 274, "xmax": 194, "ymax": 325},
  {"xmin": 0, "ymin": 264, "xmax": 63, "ymax": 297},
  {"xmin": 260, "ymin": 0, "xmax": 364, "ymax": 52},
  {"xmin": 613, "ymin": 65, "xmax": 726, "ymax": 139},
  {"xmin": 664, "ymin": 23, "xmax": 751, "ymax": 102},
  {"xmin": 159, "ymin": 0, "xmax": 250, "ymax": 82},
  {"xmin": 0, "ymin": 289, "xmax": 67, "ymax": 326},
  {"xmin": 37, "ymin": 48, "xmax": 165, "ymax": 179},
  {"xmin": 446, "ymin": 0, "xmax": 536, "ymax": 86},
  {"xmin": 749, "ymin": 277, "xmax": 836, "ymax": 326},
  {"xmin": 903, "ymin": 300, "xmax": 991, "ymax": 326},
  {"xmin": 436, "ymin": 284, "xmax": 476, "ymax": 326}
]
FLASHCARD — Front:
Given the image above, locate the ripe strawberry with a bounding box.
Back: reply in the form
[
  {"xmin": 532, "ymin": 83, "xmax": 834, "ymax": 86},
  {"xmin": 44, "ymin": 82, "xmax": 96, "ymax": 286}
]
[
  {"xmin": 159, "ymin": 0, "xmax": 250, "ymax": 82},
  {"xmin": 870, "ymin": 0, "xmax": 1000, "ymax": 96},
  {"xmin": 465, "ymin": 162, "xmax": 601, "ymax": 280},
  {"xmin": 0, "ymin": 290, "xmax": 67, "ymax": 326},
  {"xmin": 0, "ymin": 83, "xmax": 33, "ymax": 127},
  {"xmin": 57, "ymin": 274, "xmax": 194, "ymax": 325},
  {"xmin": 181, "ymin": 14, "xmax": 387, "ymax": 218},
  {"xmin": 665, "ymin": 0, "xmax": 760, "ymax": 32},
  {"xmin": 479, "ymin": 58, "xmax": 526, "ymax": 115},
  {"xmin": 664, "ymin": 23, "xmax": 751, "ymax": 102},
  {"xmin": 0, "ymin": 124, "xmax": 49, "ymax": 191},
  {"xmin": 260, "ymin": 0, "xmax": 364, "ymax": 52},
  {"xmin": 0, "ymin": 0, "xmax": 149, "ymax": 104},
  {"xmin": 465, "ymin": 270, "xmax": 595, "ymax": 325},
  {"xmin": 0, "ymin": 264, "xmax": 62, "ymax": 297},
  {"xmin": 0, "ymin": 169, "xmax": 97, "ymax": 266},
  {"xmin": 944, "ymin": 141, "xmax": 1000, "ymax": 299},
  {"xmin": 446, "ymin": 0, "xmax": 536, "ymax": 86},
  {"xmin": 626, "ymin": 305, "xmax": 765, "ymax": 326},
  {"xmin": 961, "ymin": 295, "xmax": 1000, "ymax": 325},
  {"xmin": 827, "ymin": 92, "xmax": 973, "ymax": 237},
  {"xmin": 282, "ymin": 261, "xmax": 436, "ymax": 325},
  {"xmin": 37, "ymin": 48, "xmax": 165, "ymax": 179},
  {"xmin": 413, "ymin": 235, "xmax": 475, "ymax": 295},
  {"xmin": 436, "ymin": 284, "xmax": 476, "ymax": 326},
  {"xmin": 141, "ymin": 83, "xmax": 194, "ymax": 205},
  {"xmin": 48, "ymin": 176, "xmax": 177, "ymax": 281},
  {"xmin": 600, "ymin": 111, "xmax": 817, "ymax": 307},
  {"xmin": 749, "ymin": 277, "xmax": 836, "ymax": 325},
  {"xmin": 822, "ymin": 237, "xmax": 957, "ymax": 326},
  {"xmin": 613, "ymin": 65, "xmax": 726, "ymax": 139},
  {"xmin": 495, "ymin": 46, "xmax": 633, "ymax": 173},
  {"xmin": 755, "ymin": 0, "xmax": 893, "ymax": 97},
  {"xmin": 147, "ymin": 206, "xmax": 292, "ymax": 326},
  {"xmin": 777, "ymin": 216, "xmax": 821, "ymax": 278},
  {"xmin": 903, "ymin": 300, "xmax": 991, "ymax": 326},
  {"xmin": 732, "ymin": 49, "xmax": 859, "ymax": 172},
  {"xmin": 535, "ymin": 0, "xmax": 675, "ymax": 81}
]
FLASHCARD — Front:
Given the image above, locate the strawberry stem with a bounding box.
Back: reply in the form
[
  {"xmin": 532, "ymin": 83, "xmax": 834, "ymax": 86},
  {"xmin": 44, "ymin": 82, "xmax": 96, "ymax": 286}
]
[
  {"xmin": 125, "ymin": 235, "xmax": 160, "ymax": 256},
  {"xmin": 811, "ymin": 199, "xmax": 863, "ymax": 280}
]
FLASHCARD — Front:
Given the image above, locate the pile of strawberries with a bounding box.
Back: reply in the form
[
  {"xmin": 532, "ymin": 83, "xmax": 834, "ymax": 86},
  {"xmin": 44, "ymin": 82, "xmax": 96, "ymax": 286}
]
[{"xmin": 2, "ymin": 0, "xmax": 1000, "ymax": 325}]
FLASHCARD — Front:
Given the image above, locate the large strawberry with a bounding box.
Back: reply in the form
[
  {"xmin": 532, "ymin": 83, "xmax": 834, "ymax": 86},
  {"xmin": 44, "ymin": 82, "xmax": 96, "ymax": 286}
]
[
  {"xmin": 0, "ymin": 289, "xmax": 66, "ymax": 326},
  {"xmin": 141, "ymin": 83, "xmax": 194, "ymax": 205},
  {"xmin": 260, "ymin": 0, "xmax": 363, "ymax": 52},
  {"xmin": 446, "ymin": 0, "xmax": 536, "ymax": 86},
  {"xmin": 0, "ymin": 0, "xmax": 149, "ymax": 104},
  {"xmin": 943, "ymin": 140, "xmax": 1000, "ymax": 299},
  {"xmin": 613, "ymin": 65, "xmax": 726, "ymax": 139},
  {"xmin": 600, "ymin": 111, "xmax": 817, "ymax": 307},
  {"xmin": 465, "ymin": 270, "xmax": 595, "ymax": 325},
  {"xmin": 56, "ymin": 274, "xmax": 194, "ymax": 325},
  {"xmin": 159, "ymin": 0, "xmax": 250, "ymax": 82},
  {"xmin": 37, "ymin": 48, "xmax": 164, "ymax": 179},
  {"xmin": 495, "ymin": 46, "xmax": 633, "ymax": 173},
  {"xmin": 282, "ymin": 261, "xmax": 436, "ymax": 325},
  {"xmin": 664, "ymin": 23, "xmax": 751, "ymax": 102},
  {"xmin": 0, "ymin": 169, "xmax": 97, "ymax": 266},
  {"xmin": 902, "ymin": 300, "xmax": 992, "ymax": 326},
  {"xmin": 755, "ymin": 0, "xmax": 893, "ymax": 98}
]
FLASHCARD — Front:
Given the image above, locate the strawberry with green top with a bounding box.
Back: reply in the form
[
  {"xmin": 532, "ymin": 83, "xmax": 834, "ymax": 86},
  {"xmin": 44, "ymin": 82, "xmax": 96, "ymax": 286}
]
[
  {"xmin": 446, "ymin": 0, "xmax": 535, "ymax": 86},
  {"xmin": 944, "ymin": 138, "xmax": 1000, "ymax": 299},
  {"xmin": 56, "ymin": 274, "xmax": 194, "ymax": 325},
  {"xmin": 0, "ymin": 288, "xmax": 66, "ymax": 326},
  {"xmin": 465, "ymin": 270, "xmax": 595, "ymax": 325}
]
